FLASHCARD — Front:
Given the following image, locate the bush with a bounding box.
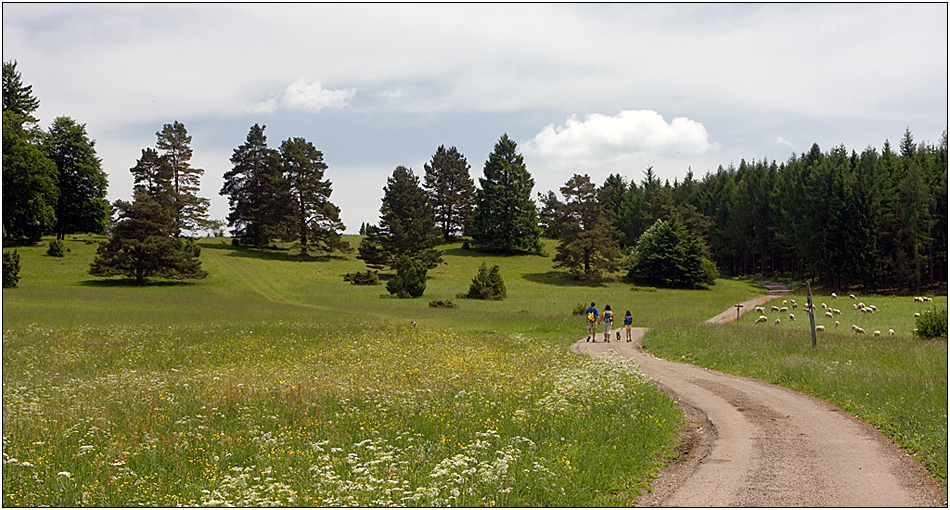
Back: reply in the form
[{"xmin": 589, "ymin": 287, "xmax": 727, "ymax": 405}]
[
  {"xmin": 628, "ymin": 217, "xmax": 718, "ymax": 289},
  {"xmin": 386, "ymin": 256, "xmax": 427, "ymax": 298},
  {"xmin": 462, "ymin": 263, "xmax": 506, "ymax": 300},
  {"xmin": 572, "ymin": 302, "xmax": 587, "ymax": 315},
  {"xmin": 915, "ymin": 307, "xmax": 947, "ymax": 339},
  {"xmin": 47, "ymin": 239, "xmax": 65, "ymax": 257},
  {"xmin": 3, "ymin": 250, "xmax": 20, "ymax": 288},
  {"xmin": 428, "ymin": 299, "xmax": 458, "ymax": 309},
  {"xmin": 344, "ymin": 270, "xmax": 379, "ymax": 285}
]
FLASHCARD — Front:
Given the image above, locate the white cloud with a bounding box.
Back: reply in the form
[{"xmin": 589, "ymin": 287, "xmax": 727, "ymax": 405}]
[
  {"xmin": 250, "ymin": 77, "xmax": 356, "ymax": 114},
  {"xmin": 523, "ymin": 110, "xmax": 717, "ymax": 167},
  {"xmin": 775, "ymin": 136, "xmax": 796, "ymax": 149}
]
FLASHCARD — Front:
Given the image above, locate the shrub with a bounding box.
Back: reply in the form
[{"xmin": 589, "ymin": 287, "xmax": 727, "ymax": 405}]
[
  {"xmin": 428, "ymin": 299, "xmax": 457, "ymax": 309},
  {"xmin": 462, "ymin": 263, "xmax": 506, "ymax": 300},
  {"xmin": 344, "ymin": 270, "xmax": 380, "ymax": 286},
  {"xmin": 628, "ymin": 217, "xmax": 718, "ymax": 289},
  {"xmin": 915, "ymin": 307, "xmax": 947, "ymax": 339},
  {"xmin": 572, "ymin": 302, "xmax": 587, "ymax": 315},
  {"xmin": 386, "ymin": 256, "xmax": 427, "ymax": 298},
  {"xmin": 3, "ymin": 250, "xmax": 20, "ymax": 288},
  {"xmin": 46, "ymin": 239, "xmax": 65, "ymax": 257}
]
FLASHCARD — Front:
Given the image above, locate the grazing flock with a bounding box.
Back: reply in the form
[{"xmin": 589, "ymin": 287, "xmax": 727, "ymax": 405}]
[{"xmin": 752, "ymin": 292, "xmax": 935, "ymax": 337}]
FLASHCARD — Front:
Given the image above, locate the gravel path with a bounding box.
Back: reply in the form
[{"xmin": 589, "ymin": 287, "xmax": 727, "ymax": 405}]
[{"xmin": 571, "ymin": 284, "xmax": 944, "ymax": 506}]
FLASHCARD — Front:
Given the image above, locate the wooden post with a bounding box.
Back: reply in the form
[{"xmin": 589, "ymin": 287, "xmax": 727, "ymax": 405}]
[
  {"xmin": 806, "ymin": 281, "xmax": 817, "ymax": 349},
  {"xmin": 734, "ymin": 303, "xmax": 744, "ymax": 322}
]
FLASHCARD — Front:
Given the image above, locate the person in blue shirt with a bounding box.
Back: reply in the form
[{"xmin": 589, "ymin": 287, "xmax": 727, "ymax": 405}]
[
  {"xmin": 585, "ymin": 302, "xmax": 598, "ymax": 342},
  {"xmin": 623, "ymin": 310, "xmax": 633, "ymax": 342}
]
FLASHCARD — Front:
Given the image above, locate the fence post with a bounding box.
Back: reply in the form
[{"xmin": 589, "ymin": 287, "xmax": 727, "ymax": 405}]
[{"xmin": 806, "ymin": 281, "xmax": 817, "ymax": 349}]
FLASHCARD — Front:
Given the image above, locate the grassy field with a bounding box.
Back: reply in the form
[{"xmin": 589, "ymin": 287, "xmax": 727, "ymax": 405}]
[
  {"xmin": 2, "ymin": 235, "xmax": 946, "ymax": 505},
  {"xmin": 644, "ymin": 292, "xmax": 948, "ymax": 488}
]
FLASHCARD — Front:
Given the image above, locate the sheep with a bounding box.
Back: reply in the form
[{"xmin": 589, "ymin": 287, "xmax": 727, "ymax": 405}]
[
  {"xmin": 773, "ymin": 318, "xmax": 781, "ymax": 325},
  {"xmin": 825, "ymin": 311, "xmax": 834, "ymax": 318},
  {"xmin": 914, "ymin": 296, "xmax": 924, "ymax": 303},
  {"xmin": 857, "ymin": 302, "xmax": 866, "ymax": 309},
  {"xmin": 771, "ymin": 305, "xmax": 780, "ymax": 312},
  {"xmin": 754, "ymin": 306, "xmax": 766, "ymax": 314},
  {"xmin": 815, "ymin": 325, "xmax": 825, "ymax": 332},
  {"xmin": 779, "ymin": 306, "xmax": 788, "ymax": 313},
  {"xmin": 834, "ymin": 321, "xmax": 840, "ymax": 328},
  {"xmin": 852, "ymin": 325, "xmax": 866, "ymax": 334},
  {"xmin": 888, "ymin": 329, "xmax": 895, "ymax": 337},
  {"xmin": 869, "ymin": 305, "xmax": 877, "ymax": 312},
  {"xmin": 831, "ymin": 292, "xmax": 837, "ymax": 299},
  {"xmin": 792, "ymin": 302, "xmax": 798, "ymax": 310},
  {"xmin": 850, "ymin": 294, "xmax": 856, "ymax": 299},
  {"xmin": 923, "ymin": 297, "xmax": 933, "ymax": 302},
  {"xmin": 782, "ymin": 299, "xmax": 788, "ymax": 306},
  {"xmin": 755, "ymin": 315, "xmax": 768, "ymax": 323},
  {"xmin": 789, "ymin": 313, "xmax": 795, "ymax": 321},
  {"xmin": 914, "ymin": 312, "xmax": 921, "ymax": 318},
  {"xmin": 872, "ymin": 330, "xmax": 881, "ymax": 337},
  {"xmin": 821, "ymin": 302, "xmax": 827, "ymax": 309}
]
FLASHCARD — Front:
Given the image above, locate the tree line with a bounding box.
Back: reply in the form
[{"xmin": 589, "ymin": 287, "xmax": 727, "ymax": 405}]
[{"xmin": 4, "ymin": 59, "xmax": 946, "ymax": 292}]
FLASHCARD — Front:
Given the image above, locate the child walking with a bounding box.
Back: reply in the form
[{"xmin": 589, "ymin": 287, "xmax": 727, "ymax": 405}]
[
  {"xmin": 623, "ymin": 310, "xmax": 633, "ymax": 342},
  {"xmin": 602, "ymin": 305, "xmax": 613, "ymax": 342}
]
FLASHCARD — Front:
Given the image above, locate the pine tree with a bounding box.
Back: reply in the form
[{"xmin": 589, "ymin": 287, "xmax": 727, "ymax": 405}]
[
  {"xmin": 89, "ymin": 190, "xmax": 208, "ymax": 286},
  {"xmin": 630, "ymin": 216, "xmax": 718, "ymax": 289},
  {"xmin": 130, "ymin": 147, "xmax": 175, "ymax": 210},
  {"xmin": 155, "ymin": 121, "xmax": 209, "ymax": 236},
  {"xmin": 2, "ymin": 60, "xmax": 39, "ymax": 122},
  {"xmin": 279, "ymin": 137, "xmax": 349, "ymax": 256},
  {"xmin": 552, "ymin": 174, "xmax": 621, "ymax": 280},
  {"xmin": 220, "ymin": 124, "xmax": 287, "ymax": 248},
  {"xmin": 471, "ymin": 134, "xmax": 541, "ymax": 253},
  {"xmin": 43, "ymin": 116, "xmax": 109, "ymax": 239},
  {"xmin": 358, "ymin": 166, "xmax": 441, "ymax": 268},
  {"xmin": 423, "ymin": 145, "xmax": 475, "ymax": 242}
]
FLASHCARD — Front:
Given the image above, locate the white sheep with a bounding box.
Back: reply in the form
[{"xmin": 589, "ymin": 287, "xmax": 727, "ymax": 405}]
[
  {"xmin": 792, "ymin": 302, "xmax": 798, "ymax": 310},
  {"xmin": 852, "ymin": 325, "xmax": 866, "ymax": 334},
  {"xmin": 755, "ymin": 315, "xmax": 768, "ymax": 323},
  {"xmin": 869, "ymin": 305, "xmax": 877, "ymax": 312},
  {"xmin": 857, "ymin": 302, "xmax": 866, "ymax": 309},
  {"xmin": 779, "ymin": 306, "xmax": 788, "ymax": 313},
  {"xmin": 773, "ymin": 318, "xmax": 781, "ymax": 325},
  {"xmin": 831, "ymin": 292, "xmax": 837, "ymax": 299},
  {"xmin": 815, "ymin": 325, "xmax": 825, "ymax": 332},
  {"xmin": 834, "ymin": 321, "xmax": 840, "ymax": 328},
  {"xmin": 754, "ymin": 306, "xmax": 765, "ymax": 314},
  {"xmin": 872, "ymin": 330, "xmax": 881, "ymax": 337},
  {"xmin": 825, "ymin": 311, "xmax": 834, "ymax": 318},
  {"xmin": 914, "ymin": 296, "xmax": 924, "ymax": 303},
  {"xmin": 850, "ymin": 294, "xmax": 856, "ymax": 299},
  {"xmin": 888, "ymin": 329, "xmax": 895, "ymax": 337},
  {"xmin": 789, "ymin": 313, "xmax": 795, "ymax": 321},
  {"xmin": 914, "ymin": 312, "xmax": 921, "ymax": 318},
  {"xmin": 821, "ymin": 302, "xmax": 827, "ymax": 309},
  {"xmin": 782, "ymin": 299, "xmax": 788, "ymax": 306},
  {"xmin": 771, "ymin": 305, "xmax": 780, "ymax": 312},
  {"xmin": 923, "ymin": 297, "xmax": 933, "ymax": 302}
]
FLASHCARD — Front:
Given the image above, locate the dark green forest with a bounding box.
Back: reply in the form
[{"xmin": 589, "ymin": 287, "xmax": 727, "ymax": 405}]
[{"xmin": 574, "ymin": 130, "xmax": 947, "ymax": 293}]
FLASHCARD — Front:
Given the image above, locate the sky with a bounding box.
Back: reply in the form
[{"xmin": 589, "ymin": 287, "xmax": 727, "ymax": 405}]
[{"xmin": 3, "ymin": 3, "xmax": 947, "ymax": 234}]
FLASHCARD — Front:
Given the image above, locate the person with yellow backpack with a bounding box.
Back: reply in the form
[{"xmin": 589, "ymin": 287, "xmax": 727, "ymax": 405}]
[{"xmin": 585, "ymin": 302, "xmax": 599, "ymax": 342}]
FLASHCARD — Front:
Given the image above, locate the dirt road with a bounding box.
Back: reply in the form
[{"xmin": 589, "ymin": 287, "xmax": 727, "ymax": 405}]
[{"xmin": 571, "ymin": 285, "xmax": 944, "ymax": 506}]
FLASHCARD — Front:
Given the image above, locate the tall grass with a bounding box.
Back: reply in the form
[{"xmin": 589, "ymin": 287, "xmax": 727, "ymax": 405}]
[{"xmin": 2, "ymin": 321, "xmax": 681, "ymax": 506}]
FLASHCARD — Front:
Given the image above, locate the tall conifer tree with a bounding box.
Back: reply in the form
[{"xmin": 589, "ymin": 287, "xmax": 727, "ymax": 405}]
[
  {"xmin": 156, "ymin": 121, "xmax": 209, "ymax": 236},
  {"xmin": 423, "ymin": 145, "xmax": 475, "ymax": 242},
  {"xmin": 43, "ymin": 116, "xmax": 109, "ymax": 239},
  {"xmin": 471, "ymin": 134, "xmax": 541, "ymax": 253},
  {"xmin": 220, "ymin": 124, "xmax": 287, "ymax": 248}
]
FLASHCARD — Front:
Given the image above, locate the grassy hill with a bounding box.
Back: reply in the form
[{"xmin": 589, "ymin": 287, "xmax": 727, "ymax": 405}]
[{"xmin": 2, "ymin": 235, "xmax": 945, "ymax": 505}]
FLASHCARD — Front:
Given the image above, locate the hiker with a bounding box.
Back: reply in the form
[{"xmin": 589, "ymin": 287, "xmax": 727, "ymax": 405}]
[
  {"xmin": 585, "ymin": 302, "xmax": 599, "ymax": 342},
  {"xmin": 602, "ymin": 305, "xmax": 613, "ymax": 342},
  {"xmin": 624, "ymin": 310, "xmax": 633, "ymax": 342}
]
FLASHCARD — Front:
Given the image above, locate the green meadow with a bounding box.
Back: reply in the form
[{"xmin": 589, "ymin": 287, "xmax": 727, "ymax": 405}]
[{"xmin": 2, "ymin": 235, "xmax": 946, "ymax": 506}]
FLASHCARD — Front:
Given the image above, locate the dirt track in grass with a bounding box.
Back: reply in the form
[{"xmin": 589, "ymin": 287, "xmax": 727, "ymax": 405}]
[{"xmin": 572, "ymin": 283, "xmax": 945, "ymax": 507}]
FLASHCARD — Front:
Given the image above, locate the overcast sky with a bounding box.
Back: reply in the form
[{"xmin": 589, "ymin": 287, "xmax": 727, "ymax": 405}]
[{"xmin": 4, "ymin": 3, "xmax": 947, "ymax": 234}]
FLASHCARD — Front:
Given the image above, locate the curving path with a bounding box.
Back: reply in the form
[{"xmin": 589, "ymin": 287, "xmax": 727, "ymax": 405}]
[{"xmin": 571, "ymin": 284, "xmax": 944, "ymax": 506}]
